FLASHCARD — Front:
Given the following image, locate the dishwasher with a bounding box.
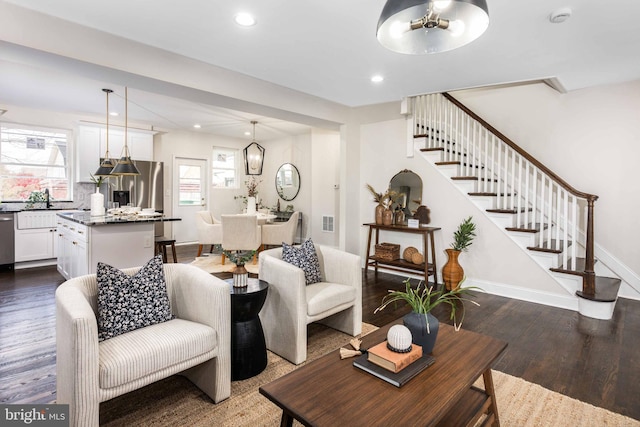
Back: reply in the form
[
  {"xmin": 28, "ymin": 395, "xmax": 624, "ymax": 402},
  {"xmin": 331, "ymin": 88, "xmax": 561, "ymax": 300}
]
[{"xmin": 0, "ymin": 212, "xmax": 15, "ymax": 270}]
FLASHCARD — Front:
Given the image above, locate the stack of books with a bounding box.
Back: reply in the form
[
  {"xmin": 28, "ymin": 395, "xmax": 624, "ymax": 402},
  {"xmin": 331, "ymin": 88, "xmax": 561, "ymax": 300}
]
[{"xmin": 353, "ymin": 341, "xmax": 435, "ymax": 387}]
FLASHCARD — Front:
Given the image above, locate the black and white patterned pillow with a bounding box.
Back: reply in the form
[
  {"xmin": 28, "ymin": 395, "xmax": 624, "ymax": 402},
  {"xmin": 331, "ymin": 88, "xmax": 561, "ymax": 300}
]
[
  {"xmin": 97, "ymin": 255, "xmax": 172, "ymax": 341},
  {"xmin": 282, "ymin": 238, "xmax": 322, "ymax": 285}
]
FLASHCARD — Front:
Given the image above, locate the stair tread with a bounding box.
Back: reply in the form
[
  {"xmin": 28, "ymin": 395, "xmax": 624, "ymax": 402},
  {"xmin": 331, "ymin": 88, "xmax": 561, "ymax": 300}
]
[
  {"xmin": 576, "ymin": 277, "xmax": 621, "ymax": 302},
  {"xmin": 435, "ymin": 161, "xmax": 484, "ymax": 169},
  {"xmin": 486, "ymin": 208, "xmax": 532, "ymax": 214},
  {"xmin": 420, "ymin": 147, "xmax": 444, "ymax": 152},
  {"xmin": 550, "ymin": 257, "xmax": 598, "ymax": 275},
  {"xmin": 469, "ymin": 192, "xmax": 514, "ymax": 197},
  {"xmin": 527, "ymin": 239, "xmax": 572, "ymax": 254},
  {"xmin": 505, "ymin": 223, "xmax": 550, "ymax": 233}
]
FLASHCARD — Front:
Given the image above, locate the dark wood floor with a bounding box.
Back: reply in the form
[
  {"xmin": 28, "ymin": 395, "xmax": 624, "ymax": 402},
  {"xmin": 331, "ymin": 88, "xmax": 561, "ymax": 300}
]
[{"xmin": 1, "ymin": 244, "xmax": 639, "ymax": 421}]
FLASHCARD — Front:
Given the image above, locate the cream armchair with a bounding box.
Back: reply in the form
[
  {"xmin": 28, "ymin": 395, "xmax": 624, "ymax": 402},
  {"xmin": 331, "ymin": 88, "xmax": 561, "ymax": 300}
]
[
  {"xmin": 261, "ymin": 211, "xmax": 300, "ymax": 248},
  {"xmin": 258, "ymin": 244, "xmax": 362, "ymax": 365},
  {"xmin": 195, "ymin": 211, "xmax": 223, "ymax": 257},
  {"xmin": 221, "ymin": 214, "xmax": 262, "ymax": 265},
  {"xmin": 55, "ymin": 263, "xmax": 231, "ymax": 427}
]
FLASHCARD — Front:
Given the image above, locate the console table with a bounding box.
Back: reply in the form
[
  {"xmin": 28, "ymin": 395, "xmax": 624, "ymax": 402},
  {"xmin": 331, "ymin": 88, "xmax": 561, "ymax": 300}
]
[{"xmin": 364, "ymin": 223, "xmax": 441, "ymax": 286}]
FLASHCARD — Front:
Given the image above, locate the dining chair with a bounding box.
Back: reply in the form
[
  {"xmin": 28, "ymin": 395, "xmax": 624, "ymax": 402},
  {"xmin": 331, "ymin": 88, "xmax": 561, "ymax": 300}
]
[
  {"xmin": 195, "ymin": 211, "xmax": 223, "ymax": 258},
  {"xmin": 261, "ymin": 211, "xmax": 300, "ymax": 248},
  {"xmin": 221, "ymin": 214, "xmax": 262, "ymax": 265}
]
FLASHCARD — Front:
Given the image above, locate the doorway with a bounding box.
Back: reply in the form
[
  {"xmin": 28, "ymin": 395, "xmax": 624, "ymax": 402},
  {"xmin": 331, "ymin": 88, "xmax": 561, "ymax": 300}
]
[{"xmin": 172, "ymin": 157, "xmax": 208, "ymax": 243}]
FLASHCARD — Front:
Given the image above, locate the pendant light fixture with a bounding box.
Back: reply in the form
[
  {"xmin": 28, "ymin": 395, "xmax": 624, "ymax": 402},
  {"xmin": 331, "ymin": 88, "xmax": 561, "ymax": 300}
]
[
  {"xmin": 377, "ymin": 0, "xmax": 489, "ymax": 54},
  {"xmin": 243, "ymin": 120, "xmax": 265, "ymax": 175},
  {"xmin": 94, "ymin": 88, "xmax": 116, "ymax": 176},
  {"xmin": 111, "ymin": 87, "xmax": 140, "ymax": 176}
]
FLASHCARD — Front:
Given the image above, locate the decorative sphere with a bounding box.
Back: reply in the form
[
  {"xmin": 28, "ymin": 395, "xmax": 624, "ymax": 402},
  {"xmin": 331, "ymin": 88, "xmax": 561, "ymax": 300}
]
[
  {"xmin": 403, "ymin": 246, "xmax": 418, "ymax": 262},
  {"xmin": 387, "ymin": 325, "xmax": 413, "ymax": 352},
  {"xmin": 411, "ymin": 251, "xmax": 424, "ymax": 265}
]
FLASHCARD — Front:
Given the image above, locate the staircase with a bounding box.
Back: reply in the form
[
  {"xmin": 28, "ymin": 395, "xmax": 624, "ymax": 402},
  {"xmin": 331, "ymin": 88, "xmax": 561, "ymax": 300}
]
[{"xmin": 409, "ymin": 92, "xmax": 621, "ymax": 319}]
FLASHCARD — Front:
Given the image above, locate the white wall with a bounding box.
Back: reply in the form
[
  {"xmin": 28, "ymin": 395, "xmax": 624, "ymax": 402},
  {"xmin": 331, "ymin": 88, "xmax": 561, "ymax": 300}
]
[
  {"xmin": 311, "ymin": 129, "xmax": 340, "ymax": 247},
  {"xmin": 452, "ymin": 81, "xmax": 640, "ymax": 296}
]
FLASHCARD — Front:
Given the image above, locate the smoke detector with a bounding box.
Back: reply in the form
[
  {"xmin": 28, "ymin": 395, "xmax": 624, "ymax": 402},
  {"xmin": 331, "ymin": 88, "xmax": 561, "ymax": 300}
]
[{"xmin": 549, "ymin": 7, "xmax": 572, "ymax": 23}]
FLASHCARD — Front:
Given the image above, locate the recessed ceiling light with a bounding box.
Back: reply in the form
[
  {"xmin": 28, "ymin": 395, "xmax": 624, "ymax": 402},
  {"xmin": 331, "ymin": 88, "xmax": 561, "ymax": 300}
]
[
  {"xmin": 109, "ymin": 112, "xmax": 119, "ymax": 117},
  {"xmin": 235, "ymin": 13, "xmax": 256, "ymax": 27},
  {"xmin": 371, "ymin": 75, "xmax": 384, "ymax": 83},
  {"xmin": 244, "ymin": 131, "xmax": 251, "ymax": 136},
  {"xmin": 193, "ymin": 124, "xmax": 201, "ymax": 129},
  {"xmin": 549, "ymin": 7, "xmax": 572, "ymax": 23}
]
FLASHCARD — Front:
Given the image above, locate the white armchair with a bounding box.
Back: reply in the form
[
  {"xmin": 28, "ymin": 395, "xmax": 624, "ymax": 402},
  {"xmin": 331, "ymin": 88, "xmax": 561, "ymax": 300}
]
[
  {"xmin": 195, "ymin": 211, "xmax": 223, "ymax": 257},
  {"xmin": 261, "ymin": 211, "xmax": 300, "ymax": 248},
  {"xmin": 55, "ymin": 263, "xmax": 231, "ymax": 427},
  {"xmin": 258, "ymin": 244, "xmax": 362, "ymax": 365}
]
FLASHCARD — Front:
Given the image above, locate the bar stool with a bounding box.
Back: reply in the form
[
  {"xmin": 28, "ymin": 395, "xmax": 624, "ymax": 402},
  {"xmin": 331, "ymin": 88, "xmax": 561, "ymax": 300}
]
[{"xmin": 155, "ymin": 236, "xmax": 177, "ymax": 263}]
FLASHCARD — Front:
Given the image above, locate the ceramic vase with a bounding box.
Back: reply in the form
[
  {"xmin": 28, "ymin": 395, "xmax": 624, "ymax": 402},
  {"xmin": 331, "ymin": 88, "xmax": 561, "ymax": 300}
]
[
  {"xmin": 375, "ymin": 204, "xmax": 384, "ymax": 225},
  {"xmin": 403, "ymin": 311, "xmax": 439, "ymax": 355},
  {"xmin": 382, "ymin": 208, "xmax": 393, "ymax": 226},
  {"xmin": 246, "ymin": 196, "xmax": 257, "ymax": 215},
  {"xmin": 442, "ymin": 248, "xmax": 464, "ymax": 291},
  {"xmin": 394, "ymin": 208, "xmax": 405, "ymax": 225},
  {"xmin": 90, "ymin": 189, "xmax": 105, "ymax": 217},
  {"xmin": 232, "ymin": 264, "xmax": 248, "ymax": 288}
]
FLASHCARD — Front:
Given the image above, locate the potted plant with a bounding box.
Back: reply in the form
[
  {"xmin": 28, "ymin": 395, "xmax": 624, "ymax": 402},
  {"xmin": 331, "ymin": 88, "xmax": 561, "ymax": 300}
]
[
  {"xmin": 374, "ymin": 278, "xmax": 479, "ymax": 354},
  {"xmin": 25, "ymin": 191, "xmax": 47, "ymax": 209},
  {"xmin": 443, "ymin": 216, "xmax": 476, "ymax": 291},
  {"xmin": 223, "ymin": 249, "xmax": 256, "ymax": 288}
]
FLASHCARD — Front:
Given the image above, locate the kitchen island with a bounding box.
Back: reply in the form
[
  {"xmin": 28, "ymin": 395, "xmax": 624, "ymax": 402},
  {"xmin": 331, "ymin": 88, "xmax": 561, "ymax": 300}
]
[{"xmin": 56, "ymin": 211, "xmax": 180, "ymax": 280}]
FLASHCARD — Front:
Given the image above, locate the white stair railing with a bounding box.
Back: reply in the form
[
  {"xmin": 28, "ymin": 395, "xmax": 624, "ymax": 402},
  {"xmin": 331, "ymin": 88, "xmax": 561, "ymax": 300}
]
[{"xmin": 411, "ymin": 93, "xmax": 598, "ymax": 295}]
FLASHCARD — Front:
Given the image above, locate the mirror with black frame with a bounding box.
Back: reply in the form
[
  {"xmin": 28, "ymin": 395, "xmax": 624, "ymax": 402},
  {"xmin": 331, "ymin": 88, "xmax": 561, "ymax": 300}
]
[
  {"xmin": 275, "ymin": 163, "xmax": 300, "ymax": 201},
  {"xmin": 389, "ymin": 169, "xmax": 422, "ymax": 217}
]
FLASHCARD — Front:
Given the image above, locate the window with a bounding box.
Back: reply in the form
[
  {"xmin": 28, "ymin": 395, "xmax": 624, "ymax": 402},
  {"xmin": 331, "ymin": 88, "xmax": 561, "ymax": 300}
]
[
  {"xmin": 0, "ymin": 124, "xmax": 71, "ymax": 201},
  {"xmin": 212, "ymin": 147, "xmax": 237, "ymax": 188}
]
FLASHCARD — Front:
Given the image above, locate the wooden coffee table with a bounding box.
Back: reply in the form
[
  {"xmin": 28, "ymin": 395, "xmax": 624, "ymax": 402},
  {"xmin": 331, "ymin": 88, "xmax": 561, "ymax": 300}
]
[{"xmin": 259, "ymin": 320, "xmax": 507, "ymax": 426}]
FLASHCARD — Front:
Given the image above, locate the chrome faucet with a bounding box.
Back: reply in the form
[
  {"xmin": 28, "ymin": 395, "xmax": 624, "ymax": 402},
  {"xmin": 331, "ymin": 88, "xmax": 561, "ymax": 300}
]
[{"xmin": 44, "ymin": 188, "xmax": 51, "ymax": 209}]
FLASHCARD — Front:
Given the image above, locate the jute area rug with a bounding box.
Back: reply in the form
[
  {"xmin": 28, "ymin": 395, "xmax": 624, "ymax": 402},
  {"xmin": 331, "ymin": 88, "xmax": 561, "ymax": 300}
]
[
  {"xmin": 189, "ymin": 255, "xmax": 259, "ymax": 275},
  {"xmin": 100, "ymin": 323, "xmax": 639, "ymax": 427}
]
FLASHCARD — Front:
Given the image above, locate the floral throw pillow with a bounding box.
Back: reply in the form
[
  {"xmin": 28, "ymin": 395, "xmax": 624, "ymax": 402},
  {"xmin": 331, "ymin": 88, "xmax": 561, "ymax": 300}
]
[
  {"xmin": 282, "ymin": 238, "xmax": 322, "ymax": 285},
  {"xmin": 97, "ymin": 255, "xmax": 172, "ymax": 341}
]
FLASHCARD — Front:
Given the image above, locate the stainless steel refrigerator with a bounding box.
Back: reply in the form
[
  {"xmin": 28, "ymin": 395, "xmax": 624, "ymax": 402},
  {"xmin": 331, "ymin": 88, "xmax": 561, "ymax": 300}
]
[{"xmin": 101, "ymin": 160, "xmax": 164, "ymax": 235}]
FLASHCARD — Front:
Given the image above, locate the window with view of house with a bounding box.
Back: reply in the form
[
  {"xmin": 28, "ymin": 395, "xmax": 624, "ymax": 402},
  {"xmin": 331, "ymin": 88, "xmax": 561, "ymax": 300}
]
[
  {"xmin": 0, "ymin": 124, "xmax": 71, "ymax": 201},
  {"xmin": 212, "ymin": 147, "xmax": 238, "ymax": 188}
]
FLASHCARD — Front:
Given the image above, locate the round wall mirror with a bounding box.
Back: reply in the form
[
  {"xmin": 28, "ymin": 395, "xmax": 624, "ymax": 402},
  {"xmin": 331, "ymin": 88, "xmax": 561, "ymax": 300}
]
[
  {"xmin": 389, "ymin": 169, "xmax": 423, "ymax": 216},
  {"xmin": 275, "ymin": 163, "xmax": 301, "ymax": 201}
]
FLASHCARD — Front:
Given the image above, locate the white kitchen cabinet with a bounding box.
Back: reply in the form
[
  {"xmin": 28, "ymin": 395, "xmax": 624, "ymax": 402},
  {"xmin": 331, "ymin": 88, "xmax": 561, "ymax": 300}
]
[
  {"xmin": 76, "ymin": 124, "xmax": 155, "ymax": 183},
  {"xmin": 57, "ymin": 216, "xmax": 89, "ymax": 280},
  {"xmin": 56, "ymin": 213, "xmax": 154, "ymax": 280},
  {"xmin": 14, "ymin": 211, "xmax": 58, "ymax": 264},
  {"xmin": 14, "ymin": 227, "xmax": 57, "ymax": 262}
]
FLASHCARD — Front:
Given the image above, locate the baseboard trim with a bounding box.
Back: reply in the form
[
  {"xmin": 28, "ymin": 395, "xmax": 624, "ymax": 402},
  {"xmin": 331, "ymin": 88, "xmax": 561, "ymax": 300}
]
[{"xmin": 465, "ymin": 278, "xmax": 579, "ymax": 312}]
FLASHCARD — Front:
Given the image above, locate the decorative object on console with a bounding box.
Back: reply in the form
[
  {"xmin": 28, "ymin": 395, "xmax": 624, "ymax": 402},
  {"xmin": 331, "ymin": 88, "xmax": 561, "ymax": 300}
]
[
  {"xmin": 374, "ymin": 242, "xmax": 400, "ymax": 261},
  {"xmin": 94, "ymin": 88, "xmax": 116, "ymax": 176},
  {"xmin": 96, "ymin": 255, "xmax": 172, "ymax": 341},
  {"xmin": 111, "ymin": 87, "xmax": 140, "ymax": 176},
  {"xmin": 403, "ymin": 246, "xmax": 418, "ymax": 262},
  {"xmin": 366, "ymin": 183, "xmax": 397, "ymax": 225},
  {"xmin": 414, "ymin": 205, "xmax": 430, "ymax": 225},
  {"xmin": 411, "ymin": 251, "xmax": 424, "ymax": 265},
  {"xmin": 377, "ymin": 0, "xmax": 490, "ymax": 55},
  {"xmin": 443, "ymin": 216, "xmax": 476, "ymax": 291},
  {"xmin": 282, "ymin": 238, "xmax": 322, "ymax": 285},
  {"xmin": 244, "ymin": 120, "xmax": 265, "ymax": 175},
  {"xmin": 374, "ymin": 277, "xmax": 480, "ymax": 354}
]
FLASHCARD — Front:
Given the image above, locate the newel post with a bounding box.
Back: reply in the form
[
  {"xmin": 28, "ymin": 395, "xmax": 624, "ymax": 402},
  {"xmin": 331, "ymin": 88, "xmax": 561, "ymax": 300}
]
[{"xmin": 583, "ymin": 196, "xmax": 598, "ymax": 296}]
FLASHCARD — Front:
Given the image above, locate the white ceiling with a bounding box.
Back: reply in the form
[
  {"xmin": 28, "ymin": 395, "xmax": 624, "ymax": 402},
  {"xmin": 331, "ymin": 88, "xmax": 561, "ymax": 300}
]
[{"xmin": 2, "ymin": 0, "xmax": 640, "ymax": 138}]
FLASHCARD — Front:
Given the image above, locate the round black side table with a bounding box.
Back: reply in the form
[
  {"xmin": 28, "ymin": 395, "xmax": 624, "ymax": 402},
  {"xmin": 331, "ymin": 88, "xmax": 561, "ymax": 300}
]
[{"xmin": 226, "ymin": 278, "xmax": 269, "ymax": 381}]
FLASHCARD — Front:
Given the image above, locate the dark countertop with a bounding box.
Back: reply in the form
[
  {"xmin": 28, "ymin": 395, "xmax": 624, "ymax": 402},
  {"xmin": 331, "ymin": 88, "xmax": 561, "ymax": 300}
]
[{"xmin": 57, "ymin": 211, "xmax": 181, "ymax": 226}]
